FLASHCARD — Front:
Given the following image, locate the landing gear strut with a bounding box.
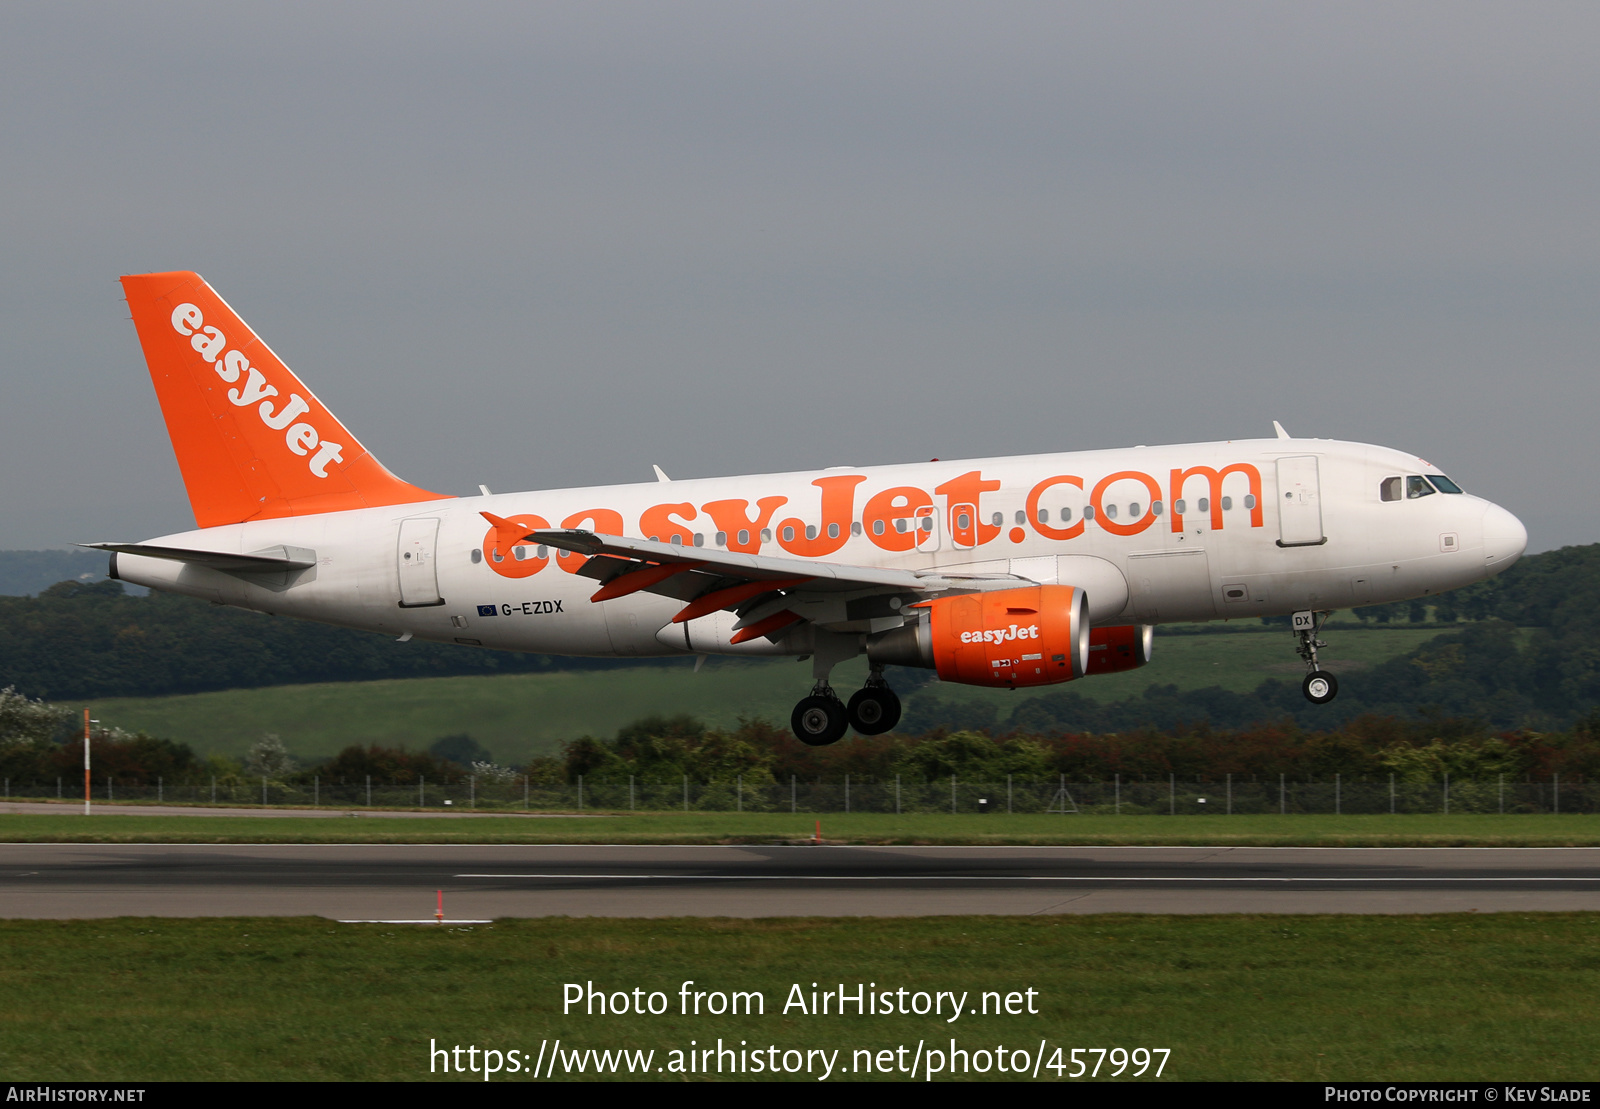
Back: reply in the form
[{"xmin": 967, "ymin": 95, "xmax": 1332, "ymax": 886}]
[
  {"xmin": 1293, "ymin": 609, "xmax": 1339, "ymax": 705},
  {"xmin": 791, "ymin": 682, "xmax": 849, "ymax": 746},
  {"xmin": 847, "ymin": 668, "xmax": 901, "ymax": 736}
]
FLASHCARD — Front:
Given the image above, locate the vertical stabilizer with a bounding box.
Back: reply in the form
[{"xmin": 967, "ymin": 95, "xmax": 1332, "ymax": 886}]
[{"xmin": 120, "ymin": 271, "xmax": 450, "ymax": 527}]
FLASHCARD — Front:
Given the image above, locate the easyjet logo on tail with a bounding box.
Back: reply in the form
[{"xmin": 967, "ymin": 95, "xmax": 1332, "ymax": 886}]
[{"xmin": 170, "ymin": 303, "xmax": 344, "ymax": 479}]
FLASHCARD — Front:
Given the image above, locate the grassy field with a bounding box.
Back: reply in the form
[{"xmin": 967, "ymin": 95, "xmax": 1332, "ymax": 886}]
[
  {"xmin": 5, "ymin": 811, "xmax": 1600, "ymax": 846},
  {"xmin": 2, "ymin": 913, "xmax": 1597, "ymax": 1081},
  {"xmin": 72, "ymin": 624, "xmax": 1445, "ymax": 763}
]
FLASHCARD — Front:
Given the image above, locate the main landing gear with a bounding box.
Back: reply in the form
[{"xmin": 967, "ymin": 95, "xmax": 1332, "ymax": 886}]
[
  {"xmin": 790, "ymin": 668, "xmax": 902, "ymax": 746},
  {"xmin": 1292, "ymin": 609, "xmax": 1339, "ymax": 705}
]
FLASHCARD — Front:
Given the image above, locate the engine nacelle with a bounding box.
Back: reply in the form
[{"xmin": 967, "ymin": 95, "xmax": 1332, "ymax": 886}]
[
  {"xmin": 867, "ymin": 584, "xmax": 1088, "ymax": 688},
  {"xmin": 1084, "ymin": 624, "xmax": 1154, "ymax": 676}
]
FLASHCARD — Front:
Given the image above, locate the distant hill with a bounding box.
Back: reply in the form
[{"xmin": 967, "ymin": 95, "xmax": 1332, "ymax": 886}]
[
  {"xmin": 5, "ymin": 543, "xmax": 1600, "ymax": 732},
  {"xmin": 0, "ymin": 550, "xmax": 117, "ymax": 596},
  {"xmin": 0, "ymin": 577, "xmax": 635, "ymax": 702}
]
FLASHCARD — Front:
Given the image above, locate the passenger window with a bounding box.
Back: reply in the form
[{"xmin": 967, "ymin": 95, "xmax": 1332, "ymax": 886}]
[
  {"xmin": 1060, "ymin": 507, "xmax": 1072, "ymax": 522},
  {"xmin": 1152, "ymin": 501, "xmax": 1164, "ymax": 516},
  {"xmin": 1244, "ymin": 494, "xmax": 1256, "ymax": 510},
  {"xmin": 1381, "ymin": 476, "xmax": 1403, "ymax": 501},
  {"xmin": 1104, "ymin": 504, "xmax": 1118, "ymax": 520},
  {"xmin": 1015, "ymin": 510, "xmax": 1026, "ymax": 525},
  {"xmin": 1129, "ymin": 503, "xmax": 1142, "ymax": 518},
  {"xmin": 1221, "ymin": 496, "xmax": 1232, "ymax": 511},
  {"xmin": 1406, "ymin": 475, "xmax": 1435, "ymax": 499},
  {"xmin": 738, "ymin": 529, "xmax": 750, "ymax": 545},
  {"xmin": 956, "ymin": 513, "xmax": 971, "ymax": 530},
  {"xmin": 1083, "ymin": 505, "xmax": 1095, "ymax": 521},
  {"xmin": 920, "ymin": 517, "xmax": 932, "ymax": 532},
  {"xmin": 715, "ymin": 531, "xmax": 727, "ymax": 547},
  {"xmin": 991, "ymin": 512, "xmax": 1004, "ymax": 527},
  {"xmin": 1197, "ymin": 497, "xmax": 1209, "ymax": 513},
  {"xmin": 1037, "ymin": 508, "xmax": 1050, "ymax": 523},
  {"xmin": 1174, "ymin": 499, "xmax": 1186, "ymax": 514}
]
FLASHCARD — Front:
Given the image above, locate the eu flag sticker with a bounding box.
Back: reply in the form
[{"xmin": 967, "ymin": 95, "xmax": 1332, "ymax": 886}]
[{"xmin": 476, "ymin": 604, "xmax": 498, "ymax": 617}]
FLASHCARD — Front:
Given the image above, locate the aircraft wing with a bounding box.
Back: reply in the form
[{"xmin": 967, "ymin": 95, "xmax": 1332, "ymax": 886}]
[{"xmin": 527, "ymin": 526, "xmax": 1023, "ymax": 643}]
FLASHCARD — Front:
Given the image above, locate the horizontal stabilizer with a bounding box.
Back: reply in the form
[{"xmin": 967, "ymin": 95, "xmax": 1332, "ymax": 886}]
[{"xmin": 82, "ymin": 542, "xmax": 317, "ymax": 573}]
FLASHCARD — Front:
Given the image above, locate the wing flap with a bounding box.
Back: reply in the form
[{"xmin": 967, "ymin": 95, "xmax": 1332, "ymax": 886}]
[{"xmin": 532, "ymin": 529, "xmax": 949, "ymax": 592}]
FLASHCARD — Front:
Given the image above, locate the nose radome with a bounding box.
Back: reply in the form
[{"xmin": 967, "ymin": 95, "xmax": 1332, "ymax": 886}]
[{"xmin": 1482, "ymin": 503, "xmax": 1527, "ymax": 572}]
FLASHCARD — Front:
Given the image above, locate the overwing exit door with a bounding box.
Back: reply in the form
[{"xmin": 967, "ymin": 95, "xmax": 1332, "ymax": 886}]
[
  {"xmin": 1276, "ymin": 456, "xmax": 1326, "ymax": 547},
  {"xmin": 397, "ymin": 517, "xmax": 444, "ymax": 607}
]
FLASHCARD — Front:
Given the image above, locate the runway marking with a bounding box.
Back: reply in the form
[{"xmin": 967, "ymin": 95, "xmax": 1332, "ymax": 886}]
[
  {"xmin": 338, "ymin": 919, "xmax": 493, "ymax": 924},
  {"xmin": 453, "ymin": 873, "xmax": 1600, "ymax": 882},
  {"xmin": 12, "ymin": 843, "xmax": 1600, "ymax": 852}
]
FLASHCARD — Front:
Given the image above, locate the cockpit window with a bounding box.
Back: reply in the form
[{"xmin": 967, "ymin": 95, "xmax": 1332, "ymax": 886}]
[
  {"xmin": 1427, "ymin": 474, "xmax": 1464, "ymax": 494},
  {"xmin": 1381, "ymin": 476, "xmax": 1403, "ymax": 502},
  {"xmin": 1406, "ymin": 475, "xmax": 1436, "ymax": 499}
]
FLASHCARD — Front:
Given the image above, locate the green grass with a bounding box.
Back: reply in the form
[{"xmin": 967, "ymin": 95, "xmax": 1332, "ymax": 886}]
[
  {"xmin": 6, "ymin": 811, "xmax": 1600, "ymax": 846},
  {"xmin": 2, "ymin": 913, "xmax": 1597, "ymax": 1080},
  {"xmin": 72, "ymin": 624, "xmax": 1445, "ymax": 763}
]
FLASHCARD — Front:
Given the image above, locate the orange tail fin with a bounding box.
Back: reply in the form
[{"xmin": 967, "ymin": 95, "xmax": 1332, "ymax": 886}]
[{"xmin": 120, "ymin": 271, "xmax": 450, "ymax": 527}]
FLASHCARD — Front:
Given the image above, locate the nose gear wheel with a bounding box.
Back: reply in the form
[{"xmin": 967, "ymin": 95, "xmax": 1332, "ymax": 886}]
[{"xmin": 1302, "ymin": 670, "xmax": 1338, "ymax": 704}]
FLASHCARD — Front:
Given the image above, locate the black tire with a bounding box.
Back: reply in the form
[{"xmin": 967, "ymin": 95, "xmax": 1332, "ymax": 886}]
[
  {"xmin": 791, "ymin": 695, "xmax": 849, "ymax": 746},
  {"xmin": 1302, "ymin": 670, "xmax": 1339, "ymax": 705},
  {"xmin": 847, "ymin": 687, "xmax": 902, "ymax": 736}
]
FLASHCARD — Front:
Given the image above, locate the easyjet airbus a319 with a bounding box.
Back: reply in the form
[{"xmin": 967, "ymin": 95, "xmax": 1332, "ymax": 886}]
[{"xmin": 97, "ymin": 272, "xmax": 1528, "ymax": 744}]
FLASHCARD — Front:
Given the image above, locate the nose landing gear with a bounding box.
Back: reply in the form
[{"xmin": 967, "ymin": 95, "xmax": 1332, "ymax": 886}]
[{"xmin": 1293, "ymin": 609, "xmax": 1339, "ymax": 704}]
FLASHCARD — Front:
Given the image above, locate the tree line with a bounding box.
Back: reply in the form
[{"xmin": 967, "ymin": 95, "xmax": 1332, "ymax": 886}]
[{"xmin": 4, "ymin": 687, "xmax": 1598, "ymax": 790}]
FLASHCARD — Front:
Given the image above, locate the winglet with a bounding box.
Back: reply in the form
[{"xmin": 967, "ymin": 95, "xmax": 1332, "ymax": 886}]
[
  {"xmin": 1272, "ymin": 420, "xmax": 1291, "ymax": 440},
  {"xmin": 480, "ymin": 511, "xmax": 538, "ymax": 554}
]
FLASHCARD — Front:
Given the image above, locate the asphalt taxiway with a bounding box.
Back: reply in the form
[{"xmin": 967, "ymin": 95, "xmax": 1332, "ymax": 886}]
[{"xmin": 2, "ymin": 843, "xmax": 1598, "ymax": 918}]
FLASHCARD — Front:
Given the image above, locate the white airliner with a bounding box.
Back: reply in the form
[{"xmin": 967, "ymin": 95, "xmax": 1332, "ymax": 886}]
[{"xmin": 96, "ymin": 272, "xmax": 1528, "ymax": 744}]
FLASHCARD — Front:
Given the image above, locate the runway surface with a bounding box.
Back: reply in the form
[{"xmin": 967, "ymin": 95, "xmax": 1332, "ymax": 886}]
[{"xmin": 3, "ymin": 843, "xmax": 1600, "ymax": 918}]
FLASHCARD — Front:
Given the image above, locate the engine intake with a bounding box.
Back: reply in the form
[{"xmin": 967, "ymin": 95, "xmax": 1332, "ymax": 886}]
[
  {"xmin": 867, "ymin": 584, "xmax": 1089, "ymax": 688},
  {"xmin": 1085, "ymin": 624, "xmax": 1154, "ymax": 675}
]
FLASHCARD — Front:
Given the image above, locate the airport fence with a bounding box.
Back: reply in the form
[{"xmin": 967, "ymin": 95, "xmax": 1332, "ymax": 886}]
[{"xmin": 1, "ymin": 773, "xmax": 1596, "ymax": 815}]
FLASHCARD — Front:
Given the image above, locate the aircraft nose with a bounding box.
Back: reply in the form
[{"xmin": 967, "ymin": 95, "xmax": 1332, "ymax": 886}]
[{"xmin": 1481, "ymin": 502, "xmax": 1527, "ymax": 572}]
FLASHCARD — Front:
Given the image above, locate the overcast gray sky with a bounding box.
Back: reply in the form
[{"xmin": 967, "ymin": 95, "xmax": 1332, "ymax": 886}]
[{"xmin": 1, "ymin": 2, "xmax": 1594, "ymax": 552}]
